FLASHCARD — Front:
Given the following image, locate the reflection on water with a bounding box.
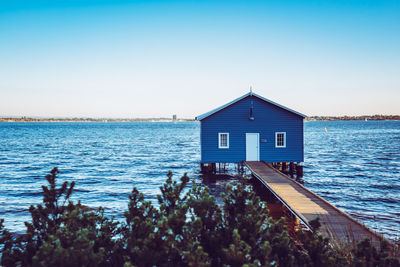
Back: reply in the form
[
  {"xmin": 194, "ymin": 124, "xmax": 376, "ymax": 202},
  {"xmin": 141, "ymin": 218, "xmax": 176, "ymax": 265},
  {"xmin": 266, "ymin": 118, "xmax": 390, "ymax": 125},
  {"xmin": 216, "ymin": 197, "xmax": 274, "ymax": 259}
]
[{"xmin": 0, "ymin": 121, "xmax": 399, "ymax": 240}]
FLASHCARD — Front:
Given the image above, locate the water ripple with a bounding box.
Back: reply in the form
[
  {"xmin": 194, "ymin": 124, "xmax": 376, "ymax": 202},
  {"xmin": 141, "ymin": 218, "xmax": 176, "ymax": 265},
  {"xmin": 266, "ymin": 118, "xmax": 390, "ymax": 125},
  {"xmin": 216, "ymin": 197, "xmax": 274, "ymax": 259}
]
[{"xmin": 0, "ymin": 121, "xmax": 399, "ymax": 241}]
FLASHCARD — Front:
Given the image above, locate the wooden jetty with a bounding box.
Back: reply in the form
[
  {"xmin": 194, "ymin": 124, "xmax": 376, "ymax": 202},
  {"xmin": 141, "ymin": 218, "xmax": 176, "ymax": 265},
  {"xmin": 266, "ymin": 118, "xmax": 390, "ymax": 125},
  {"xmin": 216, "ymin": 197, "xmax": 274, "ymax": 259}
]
[{"xmin": 245, "ymin": 161, "xmax": 384, "ymax": 247}]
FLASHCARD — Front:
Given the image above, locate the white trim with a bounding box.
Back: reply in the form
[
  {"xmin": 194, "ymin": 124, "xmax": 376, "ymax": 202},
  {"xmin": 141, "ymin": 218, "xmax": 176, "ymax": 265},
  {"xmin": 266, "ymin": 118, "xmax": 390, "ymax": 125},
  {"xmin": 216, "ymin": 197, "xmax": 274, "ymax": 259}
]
[
  {"xmin": 196, "ymin": 92, "xmax": 306, "ymax": 120},
  {"xmin": 275, "ymin": 132, "xmax": 286, "ymax": 148},
  {"xmin": 218, "ymin": 132, "xmax": 229, "ymax": 149}
]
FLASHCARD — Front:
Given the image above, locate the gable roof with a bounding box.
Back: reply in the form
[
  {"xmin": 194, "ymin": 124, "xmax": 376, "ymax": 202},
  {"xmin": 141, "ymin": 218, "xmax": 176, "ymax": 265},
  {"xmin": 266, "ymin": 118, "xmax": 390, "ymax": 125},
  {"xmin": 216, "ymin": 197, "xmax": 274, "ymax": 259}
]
[{"xmin": 196, "ymin": 92, "xmax": 306, "ymax": 120}]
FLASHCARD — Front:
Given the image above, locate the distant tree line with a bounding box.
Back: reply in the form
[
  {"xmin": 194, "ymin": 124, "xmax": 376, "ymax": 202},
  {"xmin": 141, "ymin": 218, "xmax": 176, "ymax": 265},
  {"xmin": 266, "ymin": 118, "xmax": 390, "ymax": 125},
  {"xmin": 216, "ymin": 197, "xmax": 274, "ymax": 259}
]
[
  {"xmin": 0, "ymin": 117, "xmax": 195, "ymax": 122},
  {"xmin": 1, "ymin": 168, "xmax": 399, "ymax": 266},
  {"xmin": 306, "ymin": 115, "xmax": 400, "ymax": 121},
  {"xmin": 1, "ymin": 115, "xmax": 399, "ymax": 123}
]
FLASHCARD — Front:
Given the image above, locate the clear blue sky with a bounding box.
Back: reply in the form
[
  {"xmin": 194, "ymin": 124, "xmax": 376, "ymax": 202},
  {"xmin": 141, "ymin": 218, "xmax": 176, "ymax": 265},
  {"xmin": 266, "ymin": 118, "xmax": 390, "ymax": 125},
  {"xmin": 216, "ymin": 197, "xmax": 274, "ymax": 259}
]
[{"xmin": 1, "ymin": 0, "xmax": 399, "ymax": 118}]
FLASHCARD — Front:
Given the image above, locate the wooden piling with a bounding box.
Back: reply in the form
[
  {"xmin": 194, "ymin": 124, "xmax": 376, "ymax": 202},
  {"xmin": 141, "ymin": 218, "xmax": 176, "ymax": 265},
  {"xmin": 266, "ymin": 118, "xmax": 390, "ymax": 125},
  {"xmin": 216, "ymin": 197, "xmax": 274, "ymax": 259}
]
[
  {"xmin": 296, "ymin": 164, "xmax": 303, "ymax": 178},
  {"xmin": 289, "ymin": 162, "xmax": 295, "ymax": 177},
  {"xmin": 237, "ymin": 162, "xmax": 244, "ymax": 174},
  {"xmin": 200, "ymin": 163, "xmax": 217, "ymax": 174},
  {"xmin": 282, "ymin": 162, "xmax": 287, "ymax": 174}
]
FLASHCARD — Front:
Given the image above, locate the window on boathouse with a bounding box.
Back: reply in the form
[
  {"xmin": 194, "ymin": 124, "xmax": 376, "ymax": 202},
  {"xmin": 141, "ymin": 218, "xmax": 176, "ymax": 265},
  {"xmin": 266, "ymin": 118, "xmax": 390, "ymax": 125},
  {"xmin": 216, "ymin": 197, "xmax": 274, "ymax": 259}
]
[
  {"xmin": 218, "ymin": 133, "xmax": 229, "ymax": 149},
  {"xmin": 275, "ymin": 132, "xmax": 286, "ymax": 148}
]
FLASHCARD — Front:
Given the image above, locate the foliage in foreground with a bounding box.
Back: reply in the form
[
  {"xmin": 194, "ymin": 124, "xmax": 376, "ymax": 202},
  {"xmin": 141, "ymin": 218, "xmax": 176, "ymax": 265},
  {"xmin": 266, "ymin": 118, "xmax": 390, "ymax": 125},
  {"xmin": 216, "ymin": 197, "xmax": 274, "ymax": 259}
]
[{"xmin": 0, "ymin": 168, "xmax": 398, "ymax": 267}]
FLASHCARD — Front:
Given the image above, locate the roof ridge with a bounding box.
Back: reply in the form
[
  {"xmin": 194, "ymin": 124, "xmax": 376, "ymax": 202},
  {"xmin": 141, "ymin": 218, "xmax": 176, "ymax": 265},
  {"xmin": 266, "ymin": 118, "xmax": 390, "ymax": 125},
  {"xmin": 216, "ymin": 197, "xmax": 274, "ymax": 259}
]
[{"xmin": 196, "ymin": 92, "xmax": 306, "ymax": 120}]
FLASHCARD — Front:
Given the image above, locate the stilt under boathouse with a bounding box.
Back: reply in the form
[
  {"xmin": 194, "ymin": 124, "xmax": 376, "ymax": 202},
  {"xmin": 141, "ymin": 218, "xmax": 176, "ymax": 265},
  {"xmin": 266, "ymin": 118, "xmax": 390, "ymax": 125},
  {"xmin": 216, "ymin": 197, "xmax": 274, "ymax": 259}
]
[{"xmin": 196, "ymin": 90, "xmax": 306, "ymax": 175}]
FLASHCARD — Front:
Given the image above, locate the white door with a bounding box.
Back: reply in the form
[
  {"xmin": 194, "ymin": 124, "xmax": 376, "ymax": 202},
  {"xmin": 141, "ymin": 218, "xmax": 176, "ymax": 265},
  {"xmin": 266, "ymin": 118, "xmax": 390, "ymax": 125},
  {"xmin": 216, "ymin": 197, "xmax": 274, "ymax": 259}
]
[{"xmin": 246, "ymin": 133, "xmax": 259, "ymax": 161}]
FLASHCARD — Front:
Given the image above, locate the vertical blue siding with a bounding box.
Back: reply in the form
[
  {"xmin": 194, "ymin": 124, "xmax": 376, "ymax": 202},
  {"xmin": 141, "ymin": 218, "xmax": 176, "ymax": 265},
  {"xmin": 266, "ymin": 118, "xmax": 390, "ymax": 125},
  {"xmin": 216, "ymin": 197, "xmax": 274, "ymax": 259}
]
[{"xmin": 200, "ymin": 95, "xmax": 304, "ymax": 163}]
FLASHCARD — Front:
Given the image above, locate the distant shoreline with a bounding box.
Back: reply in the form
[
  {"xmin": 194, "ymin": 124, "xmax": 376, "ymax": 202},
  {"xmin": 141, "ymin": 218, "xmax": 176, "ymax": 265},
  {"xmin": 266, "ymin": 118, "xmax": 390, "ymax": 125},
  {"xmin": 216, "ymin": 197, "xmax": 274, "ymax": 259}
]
[
  {"xmin": 0, "ymin": 115, "xmax": 399, "ymax": 122},
  {"xmin": 305, "ymin": 115, "xmax": 400, "ymax": 121},
  {"xmin": 0, "ymin": 117, "xmax": 195, "ymax": 123}
]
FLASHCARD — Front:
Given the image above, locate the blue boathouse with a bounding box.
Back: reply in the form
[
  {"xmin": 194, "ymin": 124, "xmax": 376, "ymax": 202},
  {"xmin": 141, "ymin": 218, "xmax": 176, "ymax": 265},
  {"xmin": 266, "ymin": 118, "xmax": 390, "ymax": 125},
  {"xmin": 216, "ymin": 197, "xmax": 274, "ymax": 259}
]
[{"xmin": 196, "ymin": 91, "xmax": 306, "ymax": 169}]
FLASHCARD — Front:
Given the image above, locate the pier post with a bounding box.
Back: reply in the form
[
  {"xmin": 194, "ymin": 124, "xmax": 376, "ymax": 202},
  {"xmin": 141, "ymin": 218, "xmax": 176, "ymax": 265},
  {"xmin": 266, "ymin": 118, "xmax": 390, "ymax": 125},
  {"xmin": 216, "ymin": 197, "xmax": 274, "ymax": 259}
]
[
  {"xmin": 289, "ymin": 162, "xmax": 295, "ymax": 177},
  {"xmin": 296, "ymin": 164, "xmax": 303, "ymax": 178},
  {"xmin": 237, "ymin": 162, "xmax": 244, "ymax": 174},
  {"xmin": 282, "ymin": 162, "xmax": 287, "ymax": 174},
  {"xmin": 200, "ymin": 163, "xmax": 217, "ymax": 174}
]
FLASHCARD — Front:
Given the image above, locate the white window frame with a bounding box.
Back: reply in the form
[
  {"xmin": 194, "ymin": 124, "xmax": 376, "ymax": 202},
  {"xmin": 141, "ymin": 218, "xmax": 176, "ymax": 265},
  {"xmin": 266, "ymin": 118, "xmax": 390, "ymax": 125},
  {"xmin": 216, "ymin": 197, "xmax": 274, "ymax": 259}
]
[
  {"xmin": 275, "ymin": 132, "xmax": 286, "ymax": 148},
  {"xmin": 218, "ymin": 133, "xmax": 229, "ymax": 149}
]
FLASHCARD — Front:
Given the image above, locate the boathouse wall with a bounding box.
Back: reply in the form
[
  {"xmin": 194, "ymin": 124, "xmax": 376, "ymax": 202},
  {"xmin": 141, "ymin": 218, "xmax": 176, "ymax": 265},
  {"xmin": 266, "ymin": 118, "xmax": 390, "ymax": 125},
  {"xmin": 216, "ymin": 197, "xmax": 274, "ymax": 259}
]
[{"xmin": 200, "ymin": 95, "xmax": 304, "ymax": 163}]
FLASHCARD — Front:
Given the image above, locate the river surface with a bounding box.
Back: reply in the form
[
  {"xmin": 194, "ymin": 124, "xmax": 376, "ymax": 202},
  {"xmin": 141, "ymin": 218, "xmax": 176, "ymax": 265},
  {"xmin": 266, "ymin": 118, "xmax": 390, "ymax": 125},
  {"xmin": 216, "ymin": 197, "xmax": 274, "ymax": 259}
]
[{"xmin": 0, "ymin": 121, "xmax": 399, "ymax": 240}]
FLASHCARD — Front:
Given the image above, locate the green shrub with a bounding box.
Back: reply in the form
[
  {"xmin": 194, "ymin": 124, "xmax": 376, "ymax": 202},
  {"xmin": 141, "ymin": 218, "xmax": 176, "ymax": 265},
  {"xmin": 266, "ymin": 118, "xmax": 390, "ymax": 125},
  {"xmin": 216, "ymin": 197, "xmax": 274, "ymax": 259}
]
[{"xmin": 1, "ymin": 168, "xmax": 399, "ymax": 267}]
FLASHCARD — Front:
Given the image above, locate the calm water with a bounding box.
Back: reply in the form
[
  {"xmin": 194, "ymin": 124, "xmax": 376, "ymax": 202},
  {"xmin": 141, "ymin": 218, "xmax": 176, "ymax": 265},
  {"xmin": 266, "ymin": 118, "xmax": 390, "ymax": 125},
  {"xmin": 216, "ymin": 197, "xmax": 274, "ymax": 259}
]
[{"xmin": 0, "ymin": 121, "xmax": 399, "ymax": 240}]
